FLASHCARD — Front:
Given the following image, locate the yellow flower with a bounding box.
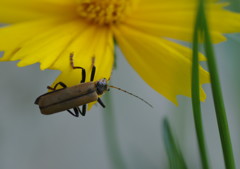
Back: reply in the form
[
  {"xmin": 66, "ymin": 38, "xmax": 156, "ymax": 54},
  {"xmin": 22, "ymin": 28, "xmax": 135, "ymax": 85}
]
[{"xmin": 0, "ymin": 0, "xmax": 239, "ymax": 104}]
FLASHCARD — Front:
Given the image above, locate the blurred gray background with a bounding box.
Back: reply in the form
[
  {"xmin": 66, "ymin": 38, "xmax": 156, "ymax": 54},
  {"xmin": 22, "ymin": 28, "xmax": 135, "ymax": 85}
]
[{"xmin": 0, "ymin": 32, "xmax": 239, "ymax": 169}]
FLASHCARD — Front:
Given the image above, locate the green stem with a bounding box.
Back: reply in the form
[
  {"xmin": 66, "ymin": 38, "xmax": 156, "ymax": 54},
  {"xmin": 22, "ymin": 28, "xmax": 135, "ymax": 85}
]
[
  {"xmin": 191, "ymin": 3, "xmax": 210, "ymax": 169},
  {"xmin": 102, "ymin": 93, "xmax": 127, "ymax": 169},
  {"xmin": 199, "ymin": 1, "xmax": 236, "ymax": 169}
]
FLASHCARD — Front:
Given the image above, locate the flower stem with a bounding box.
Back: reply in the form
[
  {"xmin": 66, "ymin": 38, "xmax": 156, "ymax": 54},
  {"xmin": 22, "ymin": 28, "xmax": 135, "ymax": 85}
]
[
  {"xmin": 102, "ymin": 93, "xmax": 127, "ymax": 169},
  {"xmin": 199, "ymin": 1, "xmax": 236, "ymax": 168},
  {"xmin": 191, "ymin": 3, "xmax": 210, "ymax": 169}
]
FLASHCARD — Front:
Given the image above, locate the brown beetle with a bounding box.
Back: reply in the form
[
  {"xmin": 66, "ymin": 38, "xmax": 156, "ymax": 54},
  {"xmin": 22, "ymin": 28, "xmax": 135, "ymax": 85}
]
[{"xmin": 35, "ymin": 53, "xmax": 152, "ymax": 117}]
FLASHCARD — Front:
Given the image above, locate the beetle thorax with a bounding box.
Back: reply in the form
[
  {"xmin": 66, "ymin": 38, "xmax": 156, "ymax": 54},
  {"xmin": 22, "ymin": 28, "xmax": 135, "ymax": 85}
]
[{"xmin": 96, "ymin": 78, "xmax": 108, "ymax": 95}]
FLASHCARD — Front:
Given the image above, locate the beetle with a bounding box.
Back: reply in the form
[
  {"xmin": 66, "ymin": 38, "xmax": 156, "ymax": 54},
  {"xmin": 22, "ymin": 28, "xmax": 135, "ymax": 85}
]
[{"xmin": 35, "ymin": 53, "xmax": 152, "ymax": 117}]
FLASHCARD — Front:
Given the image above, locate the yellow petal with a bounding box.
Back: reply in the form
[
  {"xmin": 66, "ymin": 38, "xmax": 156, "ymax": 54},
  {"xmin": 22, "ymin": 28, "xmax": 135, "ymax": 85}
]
[
  {"xmin": 0, "ymin": 18, "xmax": 86, "ymax": 71},
  {"xmin": 113, "ymin": 24, "xmax": 209, "ymax": 104},
  {"xmin": 13, "ymin": 20, "xmax": 87, "ymax": 70},
  {"xmin": 0, "ymin": 0, "xmax": 76, "ymax": 23},
  {"xmin": 123, "ymin": 18, "xmax": 226, "ymax": 43},
  {"xmin": 157, "ymin": 38, "xmax": 207, "ymax": 61},
  {"xmin": 125, "ymin": 2, "xmax": 239, "ymax": 42},
  {"xmin": 51, "ymin": 24, "xmax": 114, "ymax": 74},
  {"xmin": 0, "ymin": 17, "xmax": 74, "ymax": 60},
  {"xmin": 206, "ymin": 9, "xmax": 240, "ymax": 33}
]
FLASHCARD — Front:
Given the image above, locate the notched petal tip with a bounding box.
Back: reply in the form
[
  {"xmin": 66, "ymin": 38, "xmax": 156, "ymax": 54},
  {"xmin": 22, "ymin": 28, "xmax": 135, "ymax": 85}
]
[
  {"xmin": 0, "ymin": 56, "xmax": 7, "ymax": 61},
  {"xmin": 114, "ymin": 24, "xmax": 210, "ymax": 105},
  {"xmin": 17, "ymin": 60, "xmax": 30, "ymax": 67},
  {"xmin": 171, "ymin": 97, "xmax": 179, "ymax": 106}
]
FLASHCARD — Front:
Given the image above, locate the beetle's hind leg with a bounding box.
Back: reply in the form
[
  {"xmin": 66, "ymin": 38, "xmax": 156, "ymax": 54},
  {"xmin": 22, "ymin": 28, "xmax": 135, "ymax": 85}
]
[
  {"xmin": 67, "ymin": 107, "xmax": 82, "ymax": 117},
  {"xmin": 47, "ymin": 82, "xmax": 67, "ymax": 91},
  {"xmin": 68, "ymin": 105, "xmax": 87, "ymax": 117},
  {"xmin": 80, "ymin": 104, "xmax": 87, "ymax": 116}
]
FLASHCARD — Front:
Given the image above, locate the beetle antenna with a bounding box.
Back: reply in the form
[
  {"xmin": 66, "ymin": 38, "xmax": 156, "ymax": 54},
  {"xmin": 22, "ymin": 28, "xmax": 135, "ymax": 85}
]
[{"xmin": 109, "ymin": 85, "xmax": 153, "ymax": 108}]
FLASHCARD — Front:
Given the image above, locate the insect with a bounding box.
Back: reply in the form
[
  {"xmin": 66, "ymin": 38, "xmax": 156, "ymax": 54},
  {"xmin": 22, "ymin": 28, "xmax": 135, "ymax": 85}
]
[{"xmin": 35, "ymin": 53, "xmax": 152, "ymax": 117}]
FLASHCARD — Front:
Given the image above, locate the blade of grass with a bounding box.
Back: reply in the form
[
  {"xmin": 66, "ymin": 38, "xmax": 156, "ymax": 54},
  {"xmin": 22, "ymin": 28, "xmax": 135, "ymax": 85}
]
[
  {"xmin": 162, "ymin": 118, "xmax": 188, "ymax": 169},
  {"xmin": 102, "ymin": 92, "xmax": 127, "ymax": 169},
  {"xmin": 199, "ymin": 0, "xmax": 236, "ymax": 168},
  {"xmin": 191, "ymin": 1, "xmax": 210, "ymax": 169}
]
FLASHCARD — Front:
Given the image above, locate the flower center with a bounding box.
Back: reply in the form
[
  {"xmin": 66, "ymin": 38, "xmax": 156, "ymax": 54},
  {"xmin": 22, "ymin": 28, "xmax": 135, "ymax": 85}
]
[{"xmin": 76, "ymin": 0, "xmax": 129, "ymax": 25}]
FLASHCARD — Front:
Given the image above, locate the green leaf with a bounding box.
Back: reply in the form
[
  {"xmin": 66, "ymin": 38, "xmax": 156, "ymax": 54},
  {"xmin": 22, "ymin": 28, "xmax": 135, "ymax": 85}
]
[{"xmin": 162, "ymin": 118, "xmax": 188, "ymax": 169}]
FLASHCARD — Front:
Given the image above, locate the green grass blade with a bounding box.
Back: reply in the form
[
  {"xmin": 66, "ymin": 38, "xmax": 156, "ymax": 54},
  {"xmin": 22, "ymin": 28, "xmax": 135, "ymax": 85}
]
[
  {"xmin": 199, "ymin": 1, "xmax": 236, "ymax": 168},
  {"xmin": 191, "ymin": 2, "xmax": 210, "ymax": 169},
  {"xmin": 162, "ymin": 118, "xmax": 188, "ymax": 169}
]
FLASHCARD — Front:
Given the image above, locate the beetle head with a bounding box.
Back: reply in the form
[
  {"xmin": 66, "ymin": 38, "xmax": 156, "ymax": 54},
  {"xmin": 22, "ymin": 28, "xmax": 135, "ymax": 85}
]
[{"xmin": 96, "ymin": 78, "xmax": 109, "ymax": 95}]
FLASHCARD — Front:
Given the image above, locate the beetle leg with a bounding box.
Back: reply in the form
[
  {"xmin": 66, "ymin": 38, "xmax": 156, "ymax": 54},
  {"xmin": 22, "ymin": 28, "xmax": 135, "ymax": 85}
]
[
  {"xmin": 90, "ymin": 57, "xmax": 96, "ymax": 82},
  {"xmin": 97, "ymin": 98, "xmax": 106, "ymax": 108},
  {"xmin": 67, "ymin": 107, "xmax": 80, "ymax": 117},
  {"xmin": 90, "ymin": 65, "xmax": 96, "ymax": 82},
  {"xmin": 80, "ymin": 104, "xmax": 87, "ymax": 116},
  {"xmin": 70, "ymin": 53, "xmax": 86, "ymax": 83},
  {"xmin": 76, "ymin": 67, "xmax": 86, "ymax": 83},
  {"xmin": 76, "ymin": 107, "xmax": 82, "ymax": 116},
  {"xmin": 73, "ymin": 107, "xmax": 80, "ymax": 117},
  {"xmin": 67, "ymin": 109, "xmax": 75, "ymax": 117},
  {"xmin": 47, "ymin": 82, "xmax": 67, "ymax": 91}
]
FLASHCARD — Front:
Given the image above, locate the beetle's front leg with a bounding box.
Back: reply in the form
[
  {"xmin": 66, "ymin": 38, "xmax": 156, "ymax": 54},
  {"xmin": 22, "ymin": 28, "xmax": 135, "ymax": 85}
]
[
  {"xmin": 47, "ymin": 82, "xmax": 67, "ymax": 91},
  {"xmin": 97, "ymin": 98, "xmax": 105, "ymax": 108}
]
